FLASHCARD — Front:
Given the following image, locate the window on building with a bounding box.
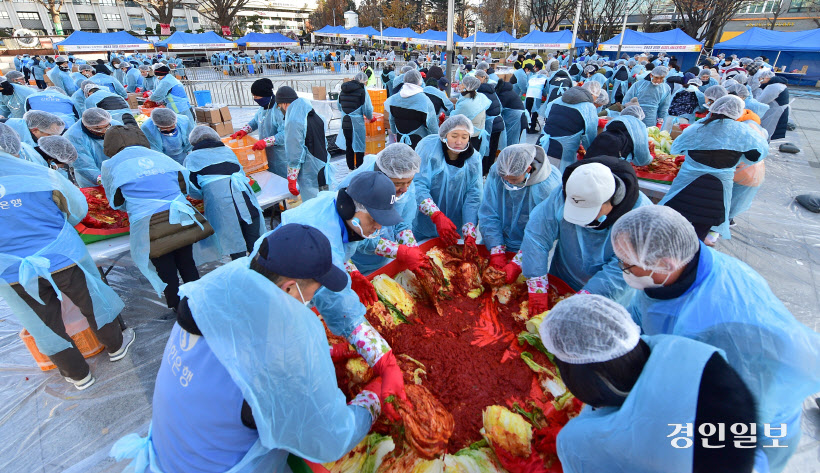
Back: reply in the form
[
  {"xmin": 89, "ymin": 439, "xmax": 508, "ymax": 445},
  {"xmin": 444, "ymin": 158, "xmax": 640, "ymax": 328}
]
[
  {"xmin": 192, "ymin": 16, "xmax": 198, "ymax": 23},
  {"xmin": 16, "ymin": 12, "xmax": 40, "ymax": 20},
  {"xmin": 11, "ymin": 0, "xmax": 34, "ymax": 3},
  {"xmin": 787, "ymin": 0, "xmax": 812, "ymax": 11},
  {"xmin": 0, "ymin": 11, "xmax": 9, "ymax": 19},
  {"xmin": 129, "ymin": 15, "xmax": 147, "ymax": 28},
  {"xmin": 76, "ymin": 13, "xmax": 95, "ymax": 21},
  {"xmin": 124, "ymin": 0, "xmax": 139, "ymax": 6},
  {"xmin": 99, "ymin": 0, "xmax": 117, "ymax": 5},
  {"xmin": 741, "ymin": 0, "xmax": 779, "ymax": 13},
  {"xmin": 173, "ymin": 17, "xmax": 187, "ymax": 29},
  {"xmin": 104, "ymin": 13, "xmax": 122, "ymax": 21},
  {"xmin": 72, "ymin": 0, "xmax": 92, "ymax": 5}
]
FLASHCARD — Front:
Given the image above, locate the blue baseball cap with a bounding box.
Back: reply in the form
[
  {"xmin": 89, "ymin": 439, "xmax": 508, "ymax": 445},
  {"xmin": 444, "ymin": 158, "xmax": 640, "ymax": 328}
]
[
  {"xmin": 257, "ymin": 224, "xmax": 347, "ymax": 292},
  {"xmin": 346, "ymin": 171, "xmax": 402, "ymax": 227}
]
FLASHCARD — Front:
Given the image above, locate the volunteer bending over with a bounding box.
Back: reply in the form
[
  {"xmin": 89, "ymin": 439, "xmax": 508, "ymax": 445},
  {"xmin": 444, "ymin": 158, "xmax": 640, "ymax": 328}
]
[
  {"xmin": 111, "ymin": 225, "xmax": 382, "ymax": 473},
  {"xmin": 622, "ymin": 66, "xmax": 672, "ymax": 127},
  {"xmin": 142, "ymin": 108, "xmax": 193, "ymax": 164}
]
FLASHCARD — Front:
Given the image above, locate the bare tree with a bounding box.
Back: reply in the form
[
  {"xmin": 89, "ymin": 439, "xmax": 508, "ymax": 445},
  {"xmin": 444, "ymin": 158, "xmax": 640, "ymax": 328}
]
[
  {"xmin": 672, "ymin": 0, "xmax": 755, "ymax": 47},
  {"xmin": 199, "ymin": 0, "xmax": 251, "ymax": 32},
  {"xmin": 136, "ymin": 0, "xmax": 182, "ymax": 27},
  {"xmin": 527, "ymin": 0, "xmax": 576, "ymax": 32},
  {"xmin": 579, "ymin": 0, "xmax": 641, "ymax": 48},
  {"xmin": 34, "ymin": 0, "xmax": 66, "ymax": 35},
  {"xmin": 357, "ymin": 0, "xmax": 383, "ymax": 28},
  {"xmin": 309, "ymin": 0, "xmax": 355, "ymax": 30},
  {"xmin": 639, "ymin": 2, "xmax": 667, "ymax": 33},
  {"xmin": 763, "ymin": 0, "xmax": 790, "ymax": 29},
  {"xmin": 478, "ymin": 0, "xmax": 507, "ymax": 32}
]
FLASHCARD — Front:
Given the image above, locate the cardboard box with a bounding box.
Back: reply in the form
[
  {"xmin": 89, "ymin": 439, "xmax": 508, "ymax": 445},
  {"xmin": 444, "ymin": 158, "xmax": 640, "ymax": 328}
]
[
  {"xmin": 126, "ymin": 93, "xmax": 139, "ymax": 109},
  {"xmin": 201, "ymin": 108, "xmax": 221, "ymax": 124},
  {"xmin": 210, "ymin": 120, "xmax": 233, "ymax": 137},
  {"xmin": 195, "ymin": 107, "xmax": 207, "ymax": 122},
  {"xmin": 72, "ymin": 65, "xmax": 79, "ymax": 73},
  {"xmin": 312, "ymin": 86, "xmax": 327, "ymax": 100},
  {"xmin": 218, "ymin": 105, "xmax": 231, "ymax": 122},
  {"xmin": 670, "ymin": 124, "xmax": 683, "ymax": 140},
  {"xmin": 343, "ymin": 77, "xmax": 353, "ymax": 83},
  {"xmin": 497, "ymin": 72, "xmax": 512, "ymax": 83}
]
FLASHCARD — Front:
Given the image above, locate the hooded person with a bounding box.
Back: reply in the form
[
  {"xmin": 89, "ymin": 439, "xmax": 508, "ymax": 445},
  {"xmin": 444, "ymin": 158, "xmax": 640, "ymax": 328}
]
[
  {"xmin": 424, "ymin": 76, "xmax": 454, "ymax": 118},
  {"xmin": 664, "ymin": 76, "xmax": 705, "ymax": 129},
  {"xmin": 622, "ymin": 66, "xmax": 672, "ymax": 127},
  {"xmin": 475, "ymin": 69, "xmax": 507, "ymax": 175},
  {"xmin": 46, "ymin": 56, "xmax": 79, "ymax": 96},
  {"xmin": 100, "ymin": 113, "xmax": 208, "ymax": 310},
  {"xmin": 495, "ymin": 77, "xmax": 529, "ymax": 146},
  {"xmin": 35, "ymin": 134, "xmax": 78, "ymax": 184},
  {"xmin": 277, "ymin": 86, "xmax": 334, "ymax": 200},
  {"xmin": 384, "ymin": 69, "xmax": 439, "ymax": 149},
  {"xmin": 183, "ymin": 125, "xmax": 265, "ymax": 259},
  {"xmin": 71, "ymin": 79, "xmax": 93, "ymax": 115},
  {"xmin": 147, "ymin": 63, "xmax": 194, "ymax": 123},
  {"xmin": 83, "ymin": 82, "xmax": 132, "ymax": 122},
  {"xmin": 540, "ymin": 294, "xmax": 758, "ymax": 473},
  {"xmin": 280, "ymin": 171, "xmax": 409, "ymax": 420},
  {"xmin": 336, "ymin": 72, "xmax": 374, "ymax": 170},
  {"xmin": 0, "ymin": 122, "xmax": 131, "ymax": 391},
  {"xmin": 612, "ymin": 205, "xmax": 820, "ymax": 473},
  {"xmin": 0, "ymin": 76, "xmax": 35, "ymax": 119},
  {"xmin": 230, "ymin": 78, "xmax": 287, "ymax": 178},
  {"xmin": 141, "ymin": 108, "xmax": 194, "ymax": 164},
  {"xmin": 755, "ymin": 70, "xmax": 789, "ymax": 140},
  {"xmin": 121, "ymin": 60, "xmax": 144, "ymax": 93},
  {"xmin": 66, "ymin": 108, "xmax": 123, "ymax": 187},
  {"xmin": 110, "ymin": 225, "xmax": 384, "ymax": 473},
  {"xmin": 659, "ymin": 95, "xmax": 769, "ymax": 242},
  {"xmin": 453, "ymin": 75, "xmax": 492, "ymax": 157},
  {"xmin": 545, "ymin": 59, "xmax": 573, "ymax": 104},
  {"xmin": 519, "ymin": 156, "xmax": 652, "ymax": 314},
  {"xmin": 85, "ymin": 65, "xmax": 128, "ymax": 98},
  {"xmin": 697, "ymin": 69, "xmax": 718, "ymax": 93},
  {"xmin": 539, "ymin": 86, "xmax": 599, "ymax": 172},
  {"xmin": 110, "ymin": 57, "xmax": 126, "ymax": 84},
  {"xmin": 412, "ymin": 115, "xmax": 483, "ymax": 252},
  {"xmin": 586, "ymin": 105, "xmax": 652, "ymax": 166},
  {"xmin": 335, "ymin": 143, "xmax": 426, "ymax": 274},
  {"xmin": 25, "ymin": 87, "xmax": 81, "ymax": 128},
  {"xmin": 479, "ymin": 144, "xmax": 562, "ymax": 282},
  {"xmin": 138, "ymin": 65, "xmax": 157, "ymax": 92}
]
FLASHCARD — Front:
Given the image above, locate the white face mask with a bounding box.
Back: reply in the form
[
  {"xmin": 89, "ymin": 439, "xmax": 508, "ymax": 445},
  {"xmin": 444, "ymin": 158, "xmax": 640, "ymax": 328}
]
[
  {"xmin": 442, "ymin": 138, "xmax": 468, "ymax": 153},
  {"xmin": 394, "ymin": 192, "xmax": 406, "ymax": 202},
  {"xmin": 351, "ymin": 217, "xmax": 381, "ymax": 240},
  {"xmin": 503, "ymin": 172, "xmax": 530, "ymax": 192},
  {"xmin": 623, "ymin": 270, "xmax": 670, "ymax": 290},
  {"xmin": 294, "ymin": 282, "xmax": 311, "ymax": 307}
]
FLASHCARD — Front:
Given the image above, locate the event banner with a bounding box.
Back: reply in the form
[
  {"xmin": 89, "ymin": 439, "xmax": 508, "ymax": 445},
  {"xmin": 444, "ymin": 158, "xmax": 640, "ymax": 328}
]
[{"xmin": 598, "ymin": 44, "xmax": 702, "ymax": 52}]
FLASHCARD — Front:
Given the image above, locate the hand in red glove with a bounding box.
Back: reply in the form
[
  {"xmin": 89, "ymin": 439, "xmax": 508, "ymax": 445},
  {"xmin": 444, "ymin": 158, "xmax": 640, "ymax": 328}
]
[
  {"xmin": 231, "ymin": 129, "xmax": 248, "ymax": 139},
  {"xmin": 251, "ymin": 139, "xmax": 267, "ymax": 151},
  {"xmin": 396, "ymin": 245, "xmax": 429, "ymax": 271},
  {"xmin": 135, "ymin": 87, "xmax": 141, "ymax": 93},
  {"xmin": 529, "ymin": 292, "xmax": 550, "ymax": 316},
  {"xmin": 287, "ymin": 177, "xmax": 300, "ymax": 196},
  {"xmin": 142, "ymin": 91, "xmax": 151, "ymax": 98},
  {"xmin": 373, "ymin": 351, "xmax": 407, "ymax": 421},
  {"xmin": 504, "ymin": 261, "xmax": 522, "ymax": 284},
  {"xmin": 370, "ymin": 116, "xmax": 379, "ymax": 123},
  {"xmin": 463, "ymin": 235, "xmax": 478, "ymax": 261},
  {"xmin": 430, "ymin": 211, "xmax": 459, "ymax": 246},
  {"xmin": 330, "ymin": 342, "xmax": 358, "ymax": 362},
  {"xmin": 350, "ymin": 270, "xmax": 377, "ymax": 306},
  {"xmin": 489, "ymin": 253, "xmax": 507, "ymax": 269},
  {"xmin": 438, "ymin": 112, "xmax": 446, "ymax": 126}
]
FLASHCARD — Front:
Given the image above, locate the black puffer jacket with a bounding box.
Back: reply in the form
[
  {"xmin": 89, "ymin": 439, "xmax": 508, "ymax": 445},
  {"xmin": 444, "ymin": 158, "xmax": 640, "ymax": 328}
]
[
  {"xmin": 477, "ymin": 82, "xmax": 502, "ymax": 117},
  {"xmin": 339, "ymin": 80, "xmax": 366, "ymax": 114},
  {"xmin": 544, "ymin": 87, "xmax": 593, "ymax": 138},
  {"xmin": 495, "ymin": 81, "xmax": 525, "ymax": 110}
]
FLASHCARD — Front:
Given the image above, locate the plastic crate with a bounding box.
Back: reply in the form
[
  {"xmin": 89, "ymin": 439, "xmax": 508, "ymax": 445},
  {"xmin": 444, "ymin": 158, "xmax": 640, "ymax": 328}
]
[
  {"xmin": 368, "ymin": 89, "xmax": 387, "ymax": 114},
  {"xmin": 138, "ymin": 105, "xmax": 163, "ymax": 116},
  {"xmin": 222, "ymin": 136, "xmax": 269, "ymax": 174},
  {"xmin": 365, "ymin": 112, "xmax": 385, "ymax": 136},
  {"xmin": 194, "ymin": 90, "xmax": 212, "ymax": 107},
  {"xmin": 365, "ymin": 136, "xmax": 386, "ymax": 155},
  {"xmin": 20, "ymin": 328, "xmax": 105, "ymax": 371}
]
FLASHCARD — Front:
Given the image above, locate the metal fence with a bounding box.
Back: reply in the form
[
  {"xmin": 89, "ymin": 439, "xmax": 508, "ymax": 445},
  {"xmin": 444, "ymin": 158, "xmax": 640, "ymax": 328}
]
[
  {"xmin": 180, "ymin": 60, "xmax": 424, "ymax": 81},
  {"xmin": 182, "ymin": 76, "xmax": 365, "ymax": 107}
]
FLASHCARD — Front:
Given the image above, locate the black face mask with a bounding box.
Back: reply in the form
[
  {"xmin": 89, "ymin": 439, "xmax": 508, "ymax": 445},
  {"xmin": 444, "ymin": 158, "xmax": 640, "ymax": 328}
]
[{"xmin": 59, "ymin": 64, "xmax": 70, "ymax": 71}]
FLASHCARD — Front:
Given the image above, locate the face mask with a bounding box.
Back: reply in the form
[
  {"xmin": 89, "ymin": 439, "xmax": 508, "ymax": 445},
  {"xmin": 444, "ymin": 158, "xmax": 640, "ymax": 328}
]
[
  {"xmin": 394, "ymin": 192, "xmax": 407, "ymax": 202},
  {"xmin": 255, "ymin": 96, "xmax": 272, "ymax": 107},
  {"xmin": 161, "ymin": 128, "xmax": 178, "ymax": 137},
  {"xmin": 59, "ymin": 64, "xmax": 69, "ymax": 71},
  {"xmin": 351, "ymin": 217, "xmax": 380, "ymax": 239},
  {"xmin": 584, "ymin": 214, "xmax": 607, "ymax": 228},
  {"xmin": 442, "ymin": 138, "xmax": 467, "ymax": 153},
  {"xmin": 623, "ymin": 270, "xmax": 669, "ymax": 290},
  {"xmin": 503, "ymin": 172, "xmax": 530, "ymax": 192},
  {"xmin": 294, "ymin": 282, "xmax": 311, "ymax": 307}
]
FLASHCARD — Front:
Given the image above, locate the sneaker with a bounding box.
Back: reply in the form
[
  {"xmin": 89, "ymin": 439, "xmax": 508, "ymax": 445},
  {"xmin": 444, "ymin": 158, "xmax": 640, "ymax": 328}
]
[
  {"xmin": 65, "ymin": 373, "xmax": 95, "ymax": 390},
  {"xmin": 704, "ymin": 231, "xmax": 721, "ymax": 246},
  {"xmin": 729, "ymin": 219, "xmax": 737, "ymax": 227},
  {"xmin": 109, "ymin": 328, "xmax": 136, "ymax": 362}
]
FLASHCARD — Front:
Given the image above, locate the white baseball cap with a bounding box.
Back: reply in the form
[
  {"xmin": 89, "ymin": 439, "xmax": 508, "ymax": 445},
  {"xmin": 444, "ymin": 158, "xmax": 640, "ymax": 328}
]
[{"xmin": 563, "ymin": 162, "xmax": 616, "ymax": 226}]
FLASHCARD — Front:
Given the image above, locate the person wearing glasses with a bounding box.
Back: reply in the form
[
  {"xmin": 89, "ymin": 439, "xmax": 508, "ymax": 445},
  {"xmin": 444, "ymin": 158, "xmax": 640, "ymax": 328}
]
[{"xmin": 520, "ymin": 156, "xmax": 651, "ymax": 316}]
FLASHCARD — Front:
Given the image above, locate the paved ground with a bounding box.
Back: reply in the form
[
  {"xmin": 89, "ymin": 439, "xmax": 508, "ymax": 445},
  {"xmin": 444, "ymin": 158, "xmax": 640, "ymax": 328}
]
[{"xmin": 0, "ymin": 96, "xmax": 818, "ymax": 473}]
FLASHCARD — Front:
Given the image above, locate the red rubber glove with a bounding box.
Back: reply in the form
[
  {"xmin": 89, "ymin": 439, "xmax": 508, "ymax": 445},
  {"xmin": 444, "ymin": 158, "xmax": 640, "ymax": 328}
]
[
  {"xmin": 330, "ymin": 342, "xmax": 358, "ymax": 362},
  {"xmin": 430, "ymin": 211, "xmax": 459, "ymax": 246},
  {"xmin": 135, "ymin": 87, "xmax": 141, "ymax": 93},
  {"xmin": 142, "ymin": 91, "xmax": 151, "ymax": 98},
  {"xmin": 231, "ymin": 129, "xmax": 248, "ymax": 139},
  {"xmin": 504, "ymin": 261, "xmax": 522, "ymax": 284},
  {"xmin": 489, "ymin": 253, "xmax": 507, "ymax": 269},
  {"xmin": 396, "ymin": 245, "xmax": 429, "ymax": 271},
  {"xmin": 529, "ymin": 292, "xmax": 550, "ymax": 316},
  {"xmin": 287, "ymin": 176, "xmax": 300, "ymax": 196},
  {"xmin": 373, "ymin": 351, "xmax": 407, "ymax": 421},
  {"xmin": 350, "ymin": 270, "xmax": 377, "ymax": 306},
  {"xmin": 463, "ymin": 235, "xmax": 478, "ymax": 261},
  {"xmin": 370, "ymin": 116, "xmax": 378, "ymax": 123},
  {"xmin": 438, "ymin": 112, "xmax": 446, "ymax": 126},
  {"xmin": 251, "ymin": 139, "xmax": 267, "ymax": 151}
]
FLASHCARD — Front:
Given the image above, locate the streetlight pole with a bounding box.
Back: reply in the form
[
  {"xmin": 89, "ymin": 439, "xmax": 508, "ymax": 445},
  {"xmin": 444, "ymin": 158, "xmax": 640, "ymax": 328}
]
[
  {"xmin": 445, "ymin": 0, "xmax": 455, "ymax": 97},
  {"xmin": 616, "ymin": 10, "xmax": 629, "ymax": 59},
  {"xmin": 568, "ymin": 0, "xmax": 583, "ymax": 64}
]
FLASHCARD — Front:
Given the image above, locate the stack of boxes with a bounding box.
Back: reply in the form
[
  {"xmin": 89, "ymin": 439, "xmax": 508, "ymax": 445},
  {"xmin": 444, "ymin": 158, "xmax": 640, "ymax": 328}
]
[
  {"xmin": 194, "ymin": 105, "xmax": 233, "ymax": 137},
  {"xmin": 366, "ymin": 89, "xmax": 388, "ymax": 155}
]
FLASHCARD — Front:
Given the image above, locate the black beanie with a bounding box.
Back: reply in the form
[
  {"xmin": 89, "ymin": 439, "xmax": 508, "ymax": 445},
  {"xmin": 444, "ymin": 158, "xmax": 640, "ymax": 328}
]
[
  {"xmin": 251, "ymin": 78, "xmax": 274, "ymax": 97},
  {"xmin": 153, "ymin": 65, "xmax": 170, "ymax": 76},
  {"xmin": 275, "ymin": 86, "xmax": 298, "ymax": 104}
]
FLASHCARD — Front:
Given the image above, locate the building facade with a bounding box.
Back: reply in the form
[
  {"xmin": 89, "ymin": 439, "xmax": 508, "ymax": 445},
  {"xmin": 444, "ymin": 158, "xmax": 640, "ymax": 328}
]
[
  {"xmin": 721, "ymin": 0, "xmax": 820, "ymax": 39},
  {"xmin": 219, "ymin": 0, "xmax": 315, "ymax": 34}
]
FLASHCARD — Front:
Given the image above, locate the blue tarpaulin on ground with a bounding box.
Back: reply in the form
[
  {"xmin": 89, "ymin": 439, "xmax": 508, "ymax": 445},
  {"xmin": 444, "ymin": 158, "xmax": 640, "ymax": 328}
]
[
  {"xmin": 514, "ymin": 30, "xmax": 591, "ymax": 50},
  {"xmin": 154, "ymin": 31, "xmax": 234, "ymax": 49},
  {"xmin": 236, "ymin": 32, "xmax": 297, "ymax": 47},
  {"xmin": 55, "ymin": 31, "xmax": 152, "ymax": 52}
]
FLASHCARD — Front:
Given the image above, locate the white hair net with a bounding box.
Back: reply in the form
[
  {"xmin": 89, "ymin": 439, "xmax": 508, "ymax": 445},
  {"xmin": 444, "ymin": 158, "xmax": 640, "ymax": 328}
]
[
  {"xmin": 46, "ymin": 86, "xmax": 66, "ymax": 95},
  {"xmin": 477, "ymin": 61, "xmax": 489, "ymax": 71},
  {"xmin": 400, "ymin": 65, "xmax": 413, "ymax": 74},
  {"xmin": 189, "ymin": 124, "xmax": 220, "ymax": 145},
  {"xmin": 611, "ymin": 205, "xmax": 700, "ymax": 273},
  {"xmin": 376, "ymin": 143, "xmax": 421, "ymax": 179},
  {"xmin": 404, "ymin": 69, "xmax": 422, "ymax": 86},
  {"xmin": 139, "ymin": 65, "xmax": 152, "ymax": 73},
  {"xmin": 6, "ymin": 71, "xmax": 23, "ymax": 82},
  {"xmin": 722, "ymin": 79, "xmax": 739, "ymax": 89},
  {"xmin": 55, "ymin": 55, "xmax": 68, "ymax": 64},
  {"xmin": 627, "ymin": 59, "xmax": 636, "ymax": 68},
  {"xmin": 475, "ymin": 69, "xmax": 489, "ymax": 80},
  {"xmin": 759, "ymin": 69, "xmax": 776, "ymax": 80},
  {"xmin": 79, "ymin": 79, "xmax": 92, "ymax": 92},
  {"xmin": 496, "ymin": 144, "xmax": 539, "ymax": 177},
  {"xmin": 78, "ymin": 64, "xmax": 94, "ymax": 73},
  {"xmin": 621, "ymin": 104, "xmax": 645, "ymax": 121},
  {"xmin": 735, "ymin": 72, "xmax": 748, "ymax": 84},
  {"xmin": 83, "ymin": 82, "xmax": 101, "ymax": 95},
  {"xmin": 354, "ymin": 72, "xmax": 368, "ymax": 83},
  {"xmin": 583, "ymin": 81, "xmax": 610, "ymax": 107},
  {"xmin": 538, "ymin": 294, "xmax": 641, "ymax": 364},
  {"xmin": 726, "ymin": 82, "xmax": 749, "ymax": 99},
  {"xmin": 38, "ymin": 135, "xmax": 78, "ymax": 164},
  {"xmin": 710, "ymin": 95, "xmax": 745, "ymax": 119},
  {"xmin": 650, "ymin": 66, "xmax": 669, "ymax": 77},
  {"xmin": 439, "ymin": 114, "xmax": 473, "ymax": 140},
  {"xmin": 699, "ymin": 69, "xmax": 712, "ymax": 78},
  {"xmin": 704, "ymin": 85, "xmax": 727, "ymax": 102},
  {"xmin": 461, "ymin": 75, "xmax": 481, "ymax": 92},
  {"xmin": 82, "ymin": 108, "xmax": 112, "ymax": 127},
  {"xmin": 584, "ymin": 65, "xmax": 597, "ymax": 74},
  {"xmin": 151, "ymin": 108, "xmax": 178, "ymax": 128},
  {"xmin": 24, "ymin": 110, "xmax": 65, "ymax": 133},
  {"xmin": 0, "ymin": 122, "xmax": 22, "ymax": 156},
  {"xmin": 687, "ymin": 77, "xmax": 703, "ymax": 86}
]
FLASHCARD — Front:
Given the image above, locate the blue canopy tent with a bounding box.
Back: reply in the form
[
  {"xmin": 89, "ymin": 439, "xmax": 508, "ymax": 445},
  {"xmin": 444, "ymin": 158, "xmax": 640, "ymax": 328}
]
[
  {"xmin": 56, "ymin": 31, "xmax": 152, "ymax": 52},
  {"xmin": 375, "ymin": 27, "xmax": 419, "ymax": 42},
  {"xmin": 313, "ymin": 25, "xmax": 346, "ymax": 38},
  {"xmin": 337, "ymin": 26, "xmax": 377, "ymax": 39},
  {"xmin": 715, "ymin": 27, "xmax": 820, "ymax": 84},
  {"xmin": 514, "ymin": 30, "xmax": 591, "ymax": 52},
  {"xmin": 458, "ymin": 31, "xmax": 517, "ymax": 48},
  {"xmin": 155, "ymin": 31, "xmax": 235, "ymax": 50},
  {"xmin": 236, "ymin": 32, "xmax": 297, "ymax": 48},
  {"xmin": 597, "ymin": 28, "xmax": 703, "ymax": 70},
  {"xmin": 411, "ymin": 29, "xmax": 464, "ymax": 45}
]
